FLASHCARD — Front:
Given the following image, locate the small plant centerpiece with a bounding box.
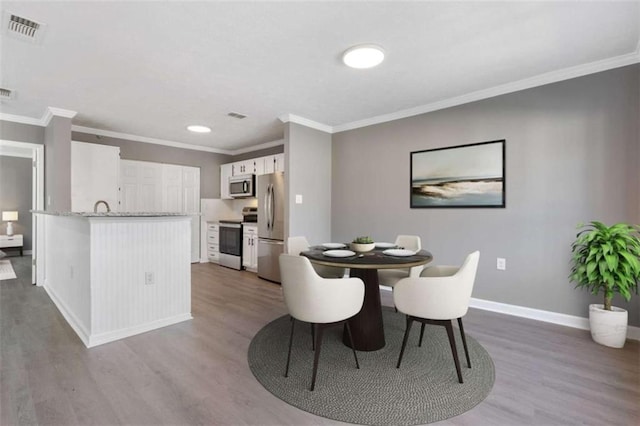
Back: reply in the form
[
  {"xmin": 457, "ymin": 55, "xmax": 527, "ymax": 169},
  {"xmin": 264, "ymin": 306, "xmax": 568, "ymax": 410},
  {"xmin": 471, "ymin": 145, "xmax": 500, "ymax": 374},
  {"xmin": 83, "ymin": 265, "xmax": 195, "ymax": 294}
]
[
  {"xmin": 570, "ymin": 221, "xmax": 640, "ymax": 348},
  {"xmin": 351, "ymin": 236, "xmax": 375, "ymax": 253}
]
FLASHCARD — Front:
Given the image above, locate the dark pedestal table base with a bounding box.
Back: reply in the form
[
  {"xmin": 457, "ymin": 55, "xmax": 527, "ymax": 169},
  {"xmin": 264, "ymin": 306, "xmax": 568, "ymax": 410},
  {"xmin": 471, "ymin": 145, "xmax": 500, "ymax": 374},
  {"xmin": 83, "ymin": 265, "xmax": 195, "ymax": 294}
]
[{"xmin": 342, "ymin": 269, "xmax": 385, "ymax": 351}]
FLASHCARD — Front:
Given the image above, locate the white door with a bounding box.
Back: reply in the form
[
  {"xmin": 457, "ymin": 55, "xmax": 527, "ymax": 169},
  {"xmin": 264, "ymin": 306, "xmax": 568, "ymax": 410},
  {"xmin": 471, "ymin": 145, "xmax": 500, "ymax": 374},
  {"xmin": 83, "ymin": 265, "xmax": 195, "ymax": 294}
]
[
  {"xmin": 120, "ymin": 160, "xmax": 163, "ymax": 212},
  {"xmin": 138, "ymin": 162, "xmax": 163, "ymax": 212},
  {"xmin": 119, "ymin": 160, "xmax": 139, "ymax": 212},
  {"xmin": 71, "ymin": 142, "xmax": 120, "ymax": 212},
  {"xmin": 162, "ymin": 164, "xmax": 183, "ymax": 212},
  {"xmin": 182, "ymin": 166, "xmax": 200, "ymax": 262}
]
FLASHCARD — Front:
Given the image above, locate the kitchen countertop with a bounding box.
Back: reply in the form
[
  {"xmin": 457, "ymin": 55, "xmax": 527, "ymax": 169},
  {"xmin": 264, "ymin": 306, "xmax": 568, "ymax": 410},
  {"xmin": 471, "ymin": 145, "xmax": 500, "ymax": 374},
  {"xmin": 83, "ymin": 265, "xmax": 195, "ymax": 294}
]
[{"xmin": 32, "ymin": 210, "xmax": 195, "ymax": 217}]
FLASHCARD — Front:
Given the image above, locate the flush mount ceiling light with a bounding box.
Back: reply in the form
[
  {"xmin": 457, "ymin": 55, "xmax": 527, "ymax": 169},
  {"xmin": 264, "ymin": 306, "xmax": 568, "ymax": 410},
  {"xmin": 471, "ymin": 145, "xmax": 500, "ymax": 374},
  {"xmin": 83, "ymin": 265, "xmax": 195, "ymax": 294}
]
[
  {"xmin": 342, "ymin": 44, "xmax": 385, "ymax": 69},
  {"xmin": 187, "ymin": 125, "xmax": 211, "ymax": 133}
]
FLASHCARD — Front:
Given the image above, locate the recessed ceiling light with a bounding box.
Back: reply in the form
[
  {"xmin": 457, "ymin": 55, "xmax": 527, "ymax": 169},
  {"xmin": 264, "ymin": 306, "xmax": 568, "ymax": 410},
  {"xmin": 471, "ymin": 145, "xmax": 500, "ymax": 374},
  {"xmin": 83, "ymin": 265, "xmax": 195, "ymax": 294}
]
[
  {"xmin": 187, "ymin": 125, "xmax": 211, "ymax": 133},
  {"xmin": 342, "ymin": 44, "xmax": 385, "ymax": 69}
]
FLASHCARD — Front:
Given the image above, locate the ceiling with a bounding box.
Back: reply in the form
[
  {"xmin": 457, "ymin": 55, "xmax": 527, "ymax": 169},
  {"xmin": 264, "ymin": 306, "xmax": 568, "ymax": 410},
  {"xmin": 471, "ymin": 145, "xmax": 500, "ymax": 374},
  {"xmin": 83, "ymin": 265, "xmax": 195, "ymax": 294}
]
[{"xmin": 1, "ymin": 1, "xmax": 638, "ymax": 153}]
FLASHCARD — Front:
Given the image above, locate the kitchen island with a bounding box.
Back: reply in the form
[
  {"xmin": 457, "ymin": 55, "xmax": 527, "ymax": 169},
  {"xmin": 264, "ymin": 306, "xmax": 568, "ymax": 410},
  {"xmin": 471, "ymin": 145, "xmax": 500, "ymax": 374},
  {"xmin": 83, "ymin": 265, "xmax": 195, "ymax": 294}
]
[{"xmin": 33, "ymin": 211, "xmax": 193, "ymax": 347}]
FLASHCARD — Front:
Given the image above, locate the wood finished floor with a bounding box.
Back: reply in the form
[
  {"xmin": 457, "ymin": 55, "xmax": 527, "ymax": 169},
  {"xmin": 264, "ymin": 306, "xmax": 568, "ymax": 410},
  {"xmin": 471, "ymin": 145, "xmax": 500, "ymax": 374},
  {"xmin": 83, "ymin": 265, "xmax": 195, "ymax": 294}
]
[{"xmin": 1, "ymin": 256, "xmax": 638, "ymax": 425}]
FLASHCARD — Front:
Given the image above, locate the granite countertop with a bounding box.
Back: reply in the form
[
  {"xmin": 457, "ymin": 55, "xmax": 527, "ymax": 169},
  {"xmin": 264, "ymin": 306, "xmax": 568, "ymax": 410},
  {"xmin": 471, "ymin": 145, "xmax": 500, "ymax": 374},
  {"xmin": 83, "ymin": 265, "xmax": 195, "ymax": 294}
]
[{"xmin": 32, "ymin": 210, "xmax": 197, "ymax": 217}]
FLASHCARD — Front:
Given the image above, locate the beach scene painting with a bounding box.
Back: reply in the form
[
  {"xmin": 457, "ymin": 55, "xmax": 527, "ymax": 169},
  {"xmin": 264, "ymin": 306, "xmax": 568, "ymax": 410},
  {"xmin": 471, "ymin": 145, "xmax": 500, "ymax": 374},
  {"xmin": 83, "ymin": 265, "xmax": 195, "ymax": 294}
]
[{"xmin": 411, "ymin": 140, "xmax": 505, "ymax": 208}]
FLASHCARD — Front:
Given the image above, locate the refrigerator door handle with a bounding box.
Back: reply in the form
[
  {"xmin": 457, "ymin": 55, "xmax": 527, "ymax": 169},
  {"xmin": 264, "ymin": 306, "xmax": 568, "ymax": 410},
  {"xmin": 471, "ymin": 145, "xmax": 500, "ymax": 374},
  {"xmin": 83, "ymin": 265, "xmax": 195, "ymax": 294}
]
[
  {"xmin": 268, "ymin": 184, "xmax": 273, "ymax": 230},
  {"xmin": 264, "ymin": 184, "xmax": 271, "ymax": 230},
  {"xmin": 259, "ymin": 239, "xmax": 284, "ymax": 245},
  {"xmin": 269, "ymin": 183, "xmax": 275, "ymax": 232}
]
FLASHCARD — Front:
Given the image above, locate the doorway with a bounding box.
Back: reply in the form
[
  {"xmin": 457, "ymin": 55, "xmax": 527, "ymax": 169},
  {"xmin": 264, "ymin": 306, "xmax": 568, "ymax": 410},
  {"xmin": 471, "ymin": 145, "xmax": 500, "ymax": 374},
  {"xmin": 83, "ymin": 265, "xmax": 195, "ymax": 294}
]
[{"xmin": 0, "ymin": 140, "xmax": 44, "ymax": 285}]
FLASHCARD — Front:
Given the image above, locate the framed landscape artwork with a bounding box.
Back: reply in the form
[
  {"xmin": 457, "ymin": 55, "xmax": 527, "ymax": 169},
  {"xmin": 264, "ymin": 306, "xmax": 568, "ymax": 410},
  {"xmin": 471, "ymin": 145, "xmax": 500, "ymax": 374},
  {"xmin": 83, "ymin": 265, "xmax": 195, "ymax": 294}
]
[{"xmin": 410, "ymin": 140, "xmax": 505, "ymax": 208}]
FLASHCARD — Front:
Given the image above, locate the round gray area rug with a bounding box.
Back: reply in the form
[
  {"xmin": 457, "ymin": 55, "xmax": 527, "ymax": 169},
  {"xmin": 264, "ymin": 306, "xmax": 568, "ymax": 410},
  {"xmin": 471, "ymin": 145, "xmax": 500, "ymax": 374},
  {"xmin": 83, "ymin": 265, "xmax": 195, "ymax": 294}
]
[{"xmin": 248, "ymin": 308, "xmax": 495, "ymax": 425}]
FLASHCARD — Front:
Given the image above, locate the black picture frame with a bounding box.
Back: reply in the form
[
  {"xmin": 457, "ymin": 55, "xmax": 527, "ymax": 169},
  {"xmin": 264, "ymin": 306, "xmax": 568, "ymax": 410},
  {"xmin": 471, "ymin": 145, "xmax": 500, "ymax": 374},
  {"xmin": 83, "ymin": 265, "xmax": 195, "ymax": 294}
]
[{"xmin": 410, "ymin": 139, "xmax": 506, "ymax": 208}]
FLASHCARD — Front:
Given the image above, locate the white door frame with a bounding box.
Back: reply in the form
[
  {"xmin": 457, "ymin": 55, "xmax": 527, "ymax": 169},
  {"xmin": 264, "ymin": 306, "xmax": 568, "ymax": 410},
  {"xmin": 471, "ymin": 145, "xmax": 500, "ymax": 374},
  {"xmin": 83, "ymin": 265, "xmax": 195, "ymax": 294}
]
[{"xmin": 0, "ymin": 139, "xmax": 45, "ymax": 285}]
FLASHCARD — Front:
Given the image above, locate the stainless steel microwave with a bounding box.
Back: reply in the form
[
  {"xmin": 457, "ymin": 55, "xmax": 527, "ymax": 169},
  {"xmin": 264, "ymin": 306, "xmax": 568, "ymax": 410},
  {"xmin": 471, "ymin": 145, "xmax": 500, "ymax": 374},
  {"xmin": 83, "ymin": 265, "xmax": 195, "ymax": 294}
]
[{"xmin": 229, "ymin": 174, "xmax": 255, "ymax": 198}]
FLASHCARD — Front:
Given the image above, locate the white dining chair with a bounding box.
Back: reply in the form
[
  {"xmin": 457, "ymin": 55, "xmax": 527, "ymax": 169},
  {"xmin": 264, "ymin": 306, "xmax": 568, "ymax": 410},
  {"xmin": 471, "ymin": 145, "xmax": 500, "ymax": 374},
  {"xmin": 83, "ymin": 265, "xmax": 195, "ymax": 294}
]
[
  {"xmin": 393, "ymin": 251, "xmax": 480, "ymax": 383},
  {"xmin": 378, "ymin": 235, "xmax": 424, "ymax": 288},
  {"xmin": 287, "ymin": 236, "xmax": 345, "ymax": 278},
  {"xmin": 279, "ymin": 254, "xmax": 364, "ymax": 391}
]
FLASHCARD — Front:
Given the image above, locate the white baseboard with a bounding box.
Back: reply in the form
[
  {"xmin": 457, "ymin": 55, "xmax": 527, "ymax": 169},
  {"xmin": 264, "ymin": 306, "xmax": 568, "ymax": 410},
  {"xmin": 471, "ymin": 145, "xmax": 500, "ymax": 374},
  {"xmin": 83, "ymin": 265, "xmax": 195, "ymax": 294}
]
[
  {"xmin": 44, "ymin": 282, "xmax": 192, "ymax": 347},
  {"xmin": 469, "ymin": 297, "xmax": 640, "ymax": 341},
  {"xmin": 87, "ymin": 313, "xmax": 193, "ymax": 348},
  {"xmin": 44, "ymin": 283, "xmax": 91, "ymax": 347},
  {"xmin": 379, "ymin": 286, "xmax": 639, "ymax": 341}
]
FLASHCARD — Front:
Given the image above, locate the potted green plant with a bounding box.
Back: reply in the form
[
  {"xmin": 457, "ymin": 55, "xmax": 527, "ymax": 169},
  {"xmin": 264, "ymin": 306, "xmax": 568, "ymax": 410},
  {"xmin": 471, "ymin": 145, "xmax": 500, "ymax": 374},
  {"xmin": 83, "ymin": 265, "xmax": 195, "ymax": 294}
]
[
  {"xmin": 351, "ymin": 236, "xmax": 375, "ymax": 253},
  {"xmin": 570, "ymin": 221, "xmax": 640, "ymax": 348}
]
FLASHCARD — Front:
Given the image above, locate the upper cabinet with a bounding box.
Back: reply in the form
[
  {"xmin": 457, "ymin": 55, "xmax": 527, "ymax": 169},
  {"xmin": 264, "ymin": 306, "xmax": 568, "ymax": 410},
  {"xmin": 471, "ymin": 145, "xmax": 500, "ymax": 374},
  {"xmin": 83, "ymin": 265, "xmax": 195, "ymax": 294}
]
[
  {"xmin": 220, "ymin": 163, "xmax": 233, "ymax": 199},
  {"xmin": 221, "ymin": 153, "xmax": 284, "ymax": 199},
  {"xmin": 71, "ymin": 141, "xmax": 120, "ymax": 212},
  {"xmin": 263, "ymin": 154, "xmax": 285, "ymax": 174}
]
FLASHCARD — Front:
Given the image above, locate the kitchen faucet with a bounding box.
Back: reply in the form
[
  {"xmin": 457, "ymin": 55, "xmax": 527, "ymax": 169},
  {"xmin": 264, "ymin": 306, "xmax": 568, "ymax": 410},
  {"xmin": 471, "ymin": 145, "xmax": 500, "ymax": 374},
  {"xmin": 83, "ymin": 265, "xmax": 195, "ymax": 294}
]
[{"xmin": 94, "ymin": 200, "xmax": 111, "ymax": 213}]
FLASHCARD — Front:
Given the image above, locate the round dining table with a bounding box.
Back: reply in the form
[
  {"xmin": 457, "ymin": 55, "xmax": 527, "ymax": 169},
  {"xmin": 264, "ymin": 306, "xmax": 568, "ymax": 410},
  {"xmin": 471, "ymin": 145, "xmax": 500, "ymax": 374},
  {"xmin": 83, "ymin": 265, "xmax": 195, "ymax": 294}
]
[{"xmin": 301, "ymin": 247, "xmax": 433, "ymax": 351}]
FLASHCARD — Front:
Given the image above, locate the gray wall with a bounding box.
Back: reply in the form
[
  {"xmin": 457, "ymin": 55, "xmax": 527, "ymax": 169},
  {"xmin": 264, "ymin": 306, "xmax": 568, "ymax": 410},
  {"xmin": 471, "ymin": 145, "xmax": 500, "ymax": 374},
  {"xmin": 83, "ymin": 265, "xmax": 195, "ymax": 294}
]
[
  {"xmin": 285, "ymin": 122, "xmax": 332, "ymax": 245},
  {"xmin": 231, "ymin": 143, "xmax": 284, "ymax": 162},
  {"xmin": 72, "ymin": 132, "xmax": 231, "ymax": 199},
  {"xmin": 332, "ymin": 65, "xmax": 640, "ymax": 326},
  {"xmin": 45, "ymin": 116, "xmax": 72, "ymax": 211},
  {"xmin": 0, "ymin": 156, "xmax": 33, "ymax": 250},
  {"xmin": 0, "ymin": 120, "xmax": 45, "ymax": 144}
]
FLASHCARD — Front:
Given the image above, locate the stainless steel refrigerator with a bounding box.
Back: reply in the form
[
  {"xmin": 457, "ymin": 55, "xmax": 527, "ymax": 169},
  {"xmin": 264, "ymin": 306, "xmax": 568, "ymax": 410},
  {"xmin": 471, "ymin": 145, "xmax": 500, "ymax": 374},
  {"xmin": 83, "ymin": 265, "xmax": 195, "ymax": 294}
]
[{"xmin": 257, "ymin": 172, "xmax": 285, "ymax": 283}]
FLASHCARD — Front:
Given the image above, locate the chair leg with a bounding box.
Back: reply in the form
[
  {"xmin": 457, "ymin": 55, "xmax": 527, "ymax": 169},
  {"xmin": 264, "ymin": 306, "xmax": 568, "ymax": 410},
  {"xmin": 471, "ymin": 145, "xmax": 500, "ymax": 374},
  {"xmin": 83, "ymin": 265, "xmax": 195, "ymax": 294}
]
[
  {"xmin": 344, "ymin": 321, "xmax": 360, "ymax": 369},
  {"xmin": 418, "ymin": 323, "xmax": 426, "ymax": 347},
  {"xmin": 445, "ymin": 320, "xmax": 463, "ymax": 383},
  {"xmin": 457, "ymin": 317, "xmax": 471, "ymax": 368},
  {"xmin": 285, "ymin": 317, "xmax": 296, "ymax": 377},
  {"xmin": 310, "ymin": 323, "xmax": 315, "ymax": 351},
  {"xmin": 396, "ymin": 315, "xmax": 414, "ymax": 368},
  {"xmin": 310, "ymin": 324, "xmax": 325, "ymax": 391}
]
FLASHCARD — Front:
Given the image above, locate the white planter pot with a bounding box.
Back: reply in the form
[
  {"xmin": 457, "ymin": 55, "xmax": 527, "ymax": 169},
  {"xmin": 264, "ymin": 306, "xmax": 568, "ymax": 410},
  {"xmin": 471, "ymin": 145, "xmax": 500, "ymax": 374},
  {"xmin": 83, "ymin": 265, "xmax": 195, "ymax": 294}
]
[{"xmin": 589, "ymin": 304, "xmax": 628, "ymax": 348}]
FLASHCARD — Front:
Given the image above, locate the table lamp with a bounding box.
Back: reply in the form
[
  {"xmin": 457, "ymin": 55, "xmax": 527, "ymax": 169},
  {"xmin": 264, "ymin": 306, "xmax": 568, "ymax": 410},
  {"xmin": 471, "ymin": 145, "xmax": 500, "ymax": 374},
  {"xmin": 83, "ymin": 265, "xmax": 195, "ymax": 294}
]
[{"xmin": 2, "ymin": 211, "xmax": 18, "ymax": 236}]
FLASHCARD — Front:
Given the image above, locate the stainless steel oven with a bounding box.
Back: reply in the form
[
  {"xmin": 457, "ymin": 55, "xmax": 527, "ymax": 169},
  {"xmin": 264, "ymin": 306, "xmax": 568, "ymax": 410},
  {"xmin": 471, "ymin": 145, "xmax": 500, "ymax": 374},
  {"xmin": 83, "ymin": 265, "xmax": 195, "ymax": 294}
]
[{"xmin": 219, "ymin": 221, "xmax": 243, "ymax": 270}]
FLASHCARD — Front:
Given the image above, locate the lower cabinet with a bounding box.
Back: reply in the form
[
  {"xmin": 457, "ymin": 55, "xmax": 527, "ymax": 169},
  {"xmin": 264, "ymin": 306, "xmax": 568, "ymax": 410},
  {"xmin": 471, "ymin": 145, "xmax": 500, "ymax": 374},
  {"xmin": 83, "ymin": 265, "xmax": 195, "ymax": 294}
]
[
  {"xmin": 207, "ymin": 223, "xmax": 220, "ymax": 263},
  {"xmin": 243, "ymin": 225, "xmax": 258, "ymax": 272}
]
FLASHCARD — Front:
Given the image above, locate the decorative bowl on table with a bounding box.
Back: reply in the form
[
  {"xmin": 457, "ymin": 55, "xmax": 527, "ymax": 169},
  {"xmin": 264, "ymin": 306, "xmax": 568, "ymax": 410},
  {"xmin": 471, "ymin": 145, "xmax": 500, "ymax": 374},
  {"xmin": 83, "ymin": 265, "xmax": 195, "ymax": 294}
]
[{"xmin": 350, "ymin": 236, "xmax": 375, "ymax": 253}]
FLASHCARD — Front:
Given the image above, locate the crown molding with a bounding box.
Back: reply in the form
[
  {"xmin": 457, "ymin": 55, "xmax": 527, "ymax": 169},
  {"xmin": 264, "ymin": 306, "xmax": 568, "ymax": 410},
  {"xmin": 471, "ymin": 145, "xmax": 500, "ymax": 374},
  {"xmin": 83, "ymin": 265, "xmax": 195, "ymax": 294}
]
[
  {"xmin": 279, "ymin": 113, "xmax": 333, "ymax": 133},
  {"xmin": 42, "ymin": 107, "xmax": 77, "ymax": 126},
  {"xmin": 71, "ymin": 125, "xmax": 233, "ymax": 155},
  {"xmin": 0, "ymin": 107, "xmax": 77, "ymax": 127},
  {"xmin": 0, "ymin": 112, "xmax": 43, "ymax": 126},
  {"xmin": 333, "ymin": 49, "xmax": 640, "ymax": 133},
  {"xmin": 230, "ymin": 138, "xmax": 284, "ymax": 156}
]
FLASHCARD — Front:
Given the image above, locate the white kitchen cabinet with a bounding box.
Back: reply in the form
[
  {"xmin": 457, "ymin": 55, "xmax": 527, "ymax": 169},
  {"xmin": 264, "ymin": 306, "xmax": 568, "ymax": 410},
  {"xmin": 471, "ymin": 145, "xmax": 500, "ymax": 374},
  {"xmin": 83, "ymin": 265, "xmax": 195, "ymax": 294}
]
[
  {"xmin": 242, "ymin": 225, "xmax": 258, "ymax": 271},
  {"xmin": 233, "ymin": 159, "xmax": 264, "ymax": 175},
  {"xmin": 220, "ymin": 163, "xmax": 232, "ymax": 199},
  {"xmin": 248, "ymin": 158, "xmax": 264, "ymax": 175},
  {"xmin": 232, "ymin": 160, "xmax": 252, "ymax": 176},
  {"xmin": 207, "ymin": 223, "xmax": 220, "ymax": 263},
  {"xmin": 71, "ymin": 141, "xmax": 120, "ymax": 212},
  {"xmin": 263, "ymin": 153, "xmax": 285, "ymax": 174}
]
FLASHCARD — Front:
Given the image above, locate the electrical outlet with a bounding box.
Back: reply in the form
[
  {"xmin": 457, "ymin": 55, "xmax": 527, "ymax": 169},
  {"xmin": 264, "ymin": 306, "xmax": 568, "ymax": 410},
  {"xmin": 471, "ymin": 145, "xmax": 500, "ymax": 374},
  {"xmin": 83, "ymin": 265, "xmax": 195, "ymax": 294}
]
[
  {"xmin": 497, "ymin": 258, "xmax": 506, "ymax": 271},
  {"xmin": 145, "ymin": 272, "xmax": 154, "ymax": 285},
  {"xmin": 295, "ymin": 194, "xmax": 303, "ymax": 204}
]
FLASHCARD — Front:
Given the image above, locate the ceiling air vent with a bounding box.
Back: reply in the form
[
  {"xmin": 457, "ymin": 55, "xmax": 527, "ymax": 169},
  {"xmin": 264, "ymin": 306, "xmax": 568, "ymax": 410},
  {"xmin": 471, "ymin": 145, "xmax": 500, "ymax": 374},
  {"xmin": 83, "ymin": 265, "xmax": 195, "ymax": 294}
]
[
  {"xmin": 228, "ymin": 111, "xmax": 247, "ymax": 119},
  {"xmin": 0, "ymin": 88, "xmax": 13, "ymax": 101},
  {"xmin": 2, "ymin": 12, "xmax": 46, "ymax": 43}
]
